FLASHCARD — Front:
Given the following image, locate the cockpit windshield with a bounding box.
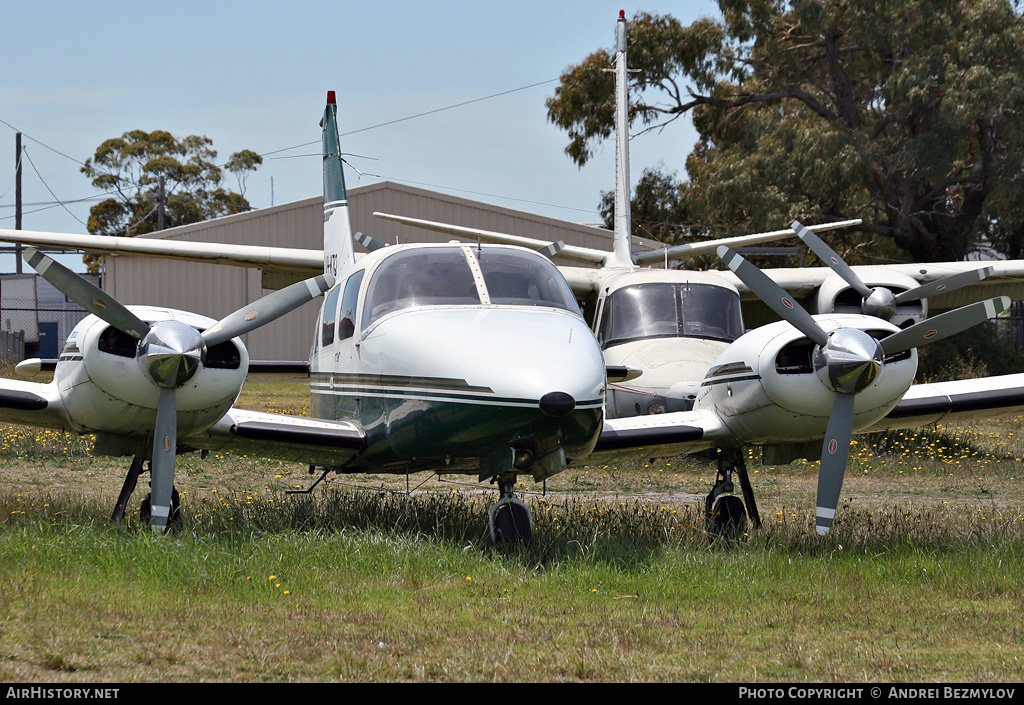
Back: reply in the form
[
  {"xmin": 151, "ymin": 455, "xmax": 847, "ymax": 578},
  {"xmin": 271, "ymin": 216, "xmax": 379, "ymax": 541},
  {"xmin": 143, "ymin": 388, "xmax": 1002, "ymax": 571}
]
[
  {"xmin": 362, "ymin": 245, "xmax": 580, "ymax": 329},
  {"xmin": 598, "ymin": 283, "xmax": 744, "ymax": 347},
  {"xmin": 362, "ymin": 249, "xmax": 479, "ymax": 329},
  {"xmin": 477, "ymin": 248, "xmax": 579, "ymax": 313}
]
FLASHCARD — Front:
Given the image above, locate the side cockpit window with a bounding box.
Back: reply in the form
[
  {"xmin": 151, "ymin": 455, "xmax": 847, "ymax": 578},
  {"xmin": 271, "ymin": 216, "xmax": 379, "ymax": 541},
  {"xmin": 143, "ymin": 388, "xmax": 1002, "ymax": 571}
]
[
  {"xmin": 338, "ymin": 270, "xmax": 363, "ymax": 341},
  {"xmin": 321, "ymin": 285, "xmax": 341, "ymax": 347}
]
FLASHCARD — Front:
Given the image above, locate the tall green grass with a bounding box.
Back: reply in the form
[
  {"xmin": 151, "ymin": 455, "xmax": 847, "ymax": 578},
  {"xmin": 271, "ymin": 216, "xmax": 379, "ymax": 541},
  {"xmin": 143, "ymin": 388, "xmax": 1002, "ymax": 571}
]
[{"xmin": 1, "ymin": 489, "xmax": 1021, "ymax": 682}]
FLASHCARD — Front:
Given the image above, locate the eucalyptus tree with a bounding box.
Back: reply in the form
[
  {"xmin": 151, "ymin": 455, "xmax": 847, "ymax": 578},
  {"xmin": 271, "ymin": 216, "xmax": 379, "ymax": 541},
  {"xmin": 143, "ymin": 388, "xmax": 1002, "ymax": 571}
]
[
  {"xmin": 80, "ymin": 130, "xmax": 261, "ymax": 273},
  {"xmin": 548, "ymin": 1, "xmax": 1024, "ymax": 263}
]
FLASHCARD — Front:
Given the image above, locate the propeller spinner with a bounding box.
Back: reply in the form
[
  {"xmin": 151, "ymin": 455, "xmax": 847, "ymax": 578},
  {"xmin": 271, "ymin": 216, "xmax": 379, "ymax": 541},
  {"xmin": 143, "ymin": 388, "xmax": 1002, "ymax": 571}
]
[
  {"xmin": 792, "ymin": 221, "xmax": 994, "ymax": 321},
  {"xmin": 718, "ymin": 239, "xmax": 1009, "ymax": 535},
  {"xmin": 24, "ymin": 248, "xmax": 334, "ymax": 532}
]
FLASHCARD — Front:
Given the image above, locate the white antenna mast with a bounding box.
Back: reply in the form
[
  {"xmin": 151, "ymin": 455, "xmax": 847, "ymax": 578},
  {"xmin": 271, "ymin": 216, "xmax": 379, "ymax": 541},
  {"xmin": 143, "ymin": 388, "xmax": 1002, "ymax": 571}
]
[{"xmin": 608, "ymin": 10, "xmax": 635, "ymax": 270}]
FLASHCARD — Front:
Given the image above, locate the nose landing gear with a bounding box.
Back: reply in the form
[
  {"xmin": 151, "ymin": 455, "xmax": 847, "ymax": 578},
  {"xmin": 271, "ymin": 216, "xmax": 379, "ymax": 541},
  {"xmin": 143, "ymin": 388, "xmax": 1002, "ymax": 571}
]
[
  {"xmin": 706, "ymin": 447, "xmax": 761, "ymax": 540},
  {"xmin": 489, "ymin": 473, "xmax": 533, "ymax": 546}
]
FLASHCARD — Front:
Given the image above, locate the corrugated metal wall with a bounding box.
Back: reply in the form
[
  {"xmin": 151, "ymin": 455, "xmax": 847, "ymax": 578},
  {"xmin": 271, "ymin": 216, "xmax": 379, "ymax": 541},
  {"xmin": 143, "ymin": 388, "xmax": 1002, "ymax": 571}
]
[{"xmin": 103, "ymin": 182, "xmax": 655, "ymax": 361}]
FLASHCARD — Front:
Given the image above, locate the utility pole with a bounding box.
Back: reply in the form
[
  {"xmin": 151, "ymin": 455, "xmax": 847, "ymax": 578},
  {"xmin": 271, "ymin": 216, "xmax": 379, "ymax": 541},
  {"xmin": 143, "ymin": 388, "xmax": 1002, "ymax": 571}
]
[{"xmin": 15, "ymin": 133, "xmax": 22, "ymax": 273}]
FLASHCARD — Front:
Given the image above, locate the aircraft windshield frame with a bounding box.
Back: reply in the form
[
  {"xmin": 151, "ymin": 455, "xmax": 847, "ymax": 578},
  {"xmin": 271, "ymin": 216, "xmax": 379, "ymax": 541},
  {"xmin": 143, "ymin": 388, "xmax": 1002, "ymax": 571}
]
[
  {"xmin": 599, "ymin": 282, "xmax": 744, "ymax": 348},
  {"xmin": 362, "ymin": 245, "xmax": 581, "ymax": 330}
]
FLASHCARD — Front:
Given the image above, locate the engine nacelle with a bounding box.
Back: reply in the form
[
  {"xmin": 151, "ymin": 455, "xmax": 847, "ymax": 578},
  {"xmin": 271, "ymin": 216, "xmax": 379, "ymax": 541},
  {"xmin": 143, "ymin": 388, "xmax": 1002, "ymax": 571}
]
[
  {"xmin": 54, "ymin": 306, "xmax": 249, "ymax": 438},
  {"xmin": 815, "ymin": 268, "xmax": 926, "ymax": 328},
  {"xmin": 697, "ymin": 314, "xmax": 917, "ymax": 445}
]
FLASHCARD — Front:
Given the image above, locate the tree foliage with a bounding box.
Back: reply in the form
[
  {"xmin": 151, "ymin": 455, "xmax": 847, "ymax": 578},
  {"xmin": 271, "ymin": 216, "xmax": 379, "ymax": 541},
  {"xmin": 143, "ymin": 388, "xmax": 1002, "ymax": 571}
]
[
  {"xmin": 80, "ymin": 130, "xmax": 262, "ymax": 273},
  {"xmin": 598, "ymin": 166, "xmax": 698, "ymax": 245},
  {"xmin": 547, "ymin": 1, "xmax": 1024, "ymax": 263}
]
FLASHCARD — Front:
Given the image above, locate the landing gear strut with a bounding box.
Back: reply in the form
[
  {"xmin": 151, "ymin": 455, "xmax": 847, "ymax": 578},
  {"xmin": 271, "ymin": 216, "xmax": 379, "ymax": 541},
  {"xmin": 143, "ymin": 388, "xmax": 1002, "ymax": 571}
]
[
  {"xmin": 110, "ymin": 453, "xmax": 182, "ymax": 533},
  {"xmin": 489, "ymin": 473, "xmax": 532, "ymax": 545},
  {"xmin": 706, "ymin": 447, "xmax": 761, "ymax": 538}
]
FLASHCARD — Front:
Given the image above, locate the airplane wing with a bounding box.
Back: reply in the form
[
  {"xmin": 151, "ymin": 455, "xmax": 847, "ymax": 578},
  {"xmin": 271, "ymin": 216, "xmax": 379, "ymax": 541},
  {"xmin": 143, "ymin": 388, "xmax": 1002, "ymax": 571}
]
[
  {"xmin": 584, "ymin": 408, "xmax": 730, "ymax": 466},
  {"xmin": 0, "ymin": 378, "xmax": 71, "ymax": 430},
  {"xmin": 372, "ymin": 212, "xmax": 611, "ymax": 266},
  {"xmin": 722, "ymin": 260, "xmax": 1024, "ymax": 309},
  {"xmin": 869, "ymin": 372, "xmax": 1024, "ymax": 432},
  {"xmin": 372, "ymin": 213, "xmax": 862, "ymax": 272},
  {"xmin": 0, "ymin": 228, "xmax": 323, "ymax": 274},
  {"xmin": 186, "ymin": 407, "xmax": 366, "ymax": 468},
  {"xmin": 585, "ymin": 372, "xmax": 1024, "ymax": 469}
]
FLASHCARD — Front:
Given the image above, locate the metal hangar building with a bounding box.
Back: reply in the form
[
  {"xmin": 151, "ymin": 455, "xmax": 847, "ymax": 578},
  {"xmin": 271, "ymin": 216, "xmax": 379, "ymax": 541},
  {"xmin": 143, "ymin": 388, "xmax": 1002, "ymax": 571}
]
[{"xmin": 101, "ymin": 181, "xmax": 659, "ymax": 361}]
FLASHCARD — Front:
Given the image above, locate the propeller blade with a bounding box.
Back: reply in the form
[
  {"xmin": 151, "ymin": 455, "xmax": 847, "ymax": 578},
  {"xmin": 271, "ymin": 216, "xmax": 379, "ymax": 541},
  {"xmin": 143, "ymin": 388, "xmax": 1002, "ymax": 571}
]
[
  {"xmin": 537, "ymin": 240, "xmax": 565, "ymax": 258},
  {"xmin": 202, "ymin": 274, "xmax": 335, "ymax": 347},
  {"xmin": 879, "ymin": 296, "xmax": 1010, "ymax": 356},
  {"xmin": 892, "ymin": 266, "xmax": 994, "ymax": 305},
  {"xmin": 718, "ymin": 246, "xmax": 829, "ymax": 346},
  {"xmin": 149, "ymin": 387, "xmax": 177, "ymax": 533},
  {"xmin": 24, "ymin": 247, "xmax": 151, "ymax": 340},
  {"xmin": 792, "ymin": 220, "xmax": 872, "ymax": 298},
  {"xmin": 354, "ymin": 231, "xmax": 387, "ymax": 252},
  {"xmin": 816, "ymin": 392, "xmax": 855, "ymax": 536}
]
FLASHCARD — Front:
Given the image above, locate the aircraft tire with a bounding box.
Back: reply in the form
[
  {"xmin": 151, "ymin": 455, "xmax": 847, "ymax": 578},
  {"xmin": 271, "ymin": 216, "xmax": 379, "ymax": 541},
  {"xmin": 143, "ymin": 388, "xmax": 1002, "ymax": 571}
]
[
  {"xmin": 707, "ymin": 494, "xmax": 747, "ymax": 542},
  {"xmin": 491, "ymin": 500, "xmax": 532, "ymax": 546},
  {"xmin": 139, "ymin": 487, "xmax": 182, "ymax": 534}
]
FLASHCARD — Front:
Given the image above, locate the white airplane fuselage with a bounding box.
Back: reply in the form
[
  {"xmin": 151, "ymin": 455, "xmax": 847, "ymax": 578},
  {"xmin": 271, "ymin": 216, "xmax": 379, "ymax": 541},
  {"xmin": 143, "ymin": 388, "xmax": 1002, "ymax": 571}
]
[
  {"xmin": 588, "ymin": 269, "xmax": 745, "ymax": 418},
  {"xmin": 310, "ymin": 241, "xmax": 607, "ymax": 480}
]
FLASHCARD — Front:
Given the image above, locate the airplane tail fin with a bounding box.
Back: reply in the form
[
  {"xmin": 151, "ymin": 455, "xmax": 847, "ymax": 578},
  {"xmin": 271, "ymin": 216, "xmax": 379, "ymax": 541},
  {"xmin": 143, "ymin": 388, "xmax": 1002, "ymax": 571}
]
[{"xmin": 321, "ymin": 91, "xmax": 356, "ymax": 277}]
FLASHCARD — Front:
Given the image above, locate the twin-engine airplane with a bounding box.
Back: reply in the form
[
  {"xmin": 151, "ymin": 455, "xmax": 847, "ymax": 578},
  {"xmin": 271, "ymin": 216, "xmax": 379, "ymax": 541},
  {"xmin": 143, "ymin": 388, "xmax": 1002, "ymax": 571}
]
[
  {"xmin": 3, "ymin": 85, "xmax": 1024, "ymax": 540},
  {"xmin": 372, "ymin": 12, "xmax": 1024, "ymax": 533}
]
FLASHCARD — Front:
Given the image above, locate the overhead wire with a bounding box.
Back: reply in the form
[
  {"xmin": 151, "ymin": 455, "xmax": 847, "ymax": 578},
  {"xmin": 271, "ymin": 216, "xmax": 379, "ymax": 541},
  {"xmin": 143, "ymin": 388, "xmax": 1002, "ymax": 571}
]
[
  {"xmin": 21, "ymin": 147, "xmax": 87, "ymax": 227},
  {"xmin": 0, "ymin": 77, "xmax": 591, "ymax": 226}
]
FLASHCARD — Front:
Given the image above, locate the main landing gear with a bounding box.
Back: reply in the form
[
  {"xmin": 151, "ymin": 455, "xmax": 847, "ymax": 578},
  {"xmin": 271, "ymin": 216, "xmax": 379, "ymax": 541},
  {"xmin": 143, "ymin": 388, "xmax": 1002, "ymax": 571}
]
[
  {"xmin": 705, "ymin": 447, "xmax": 761, "ymax": 539},
  {"xmin": 110, "ymin": 453, "xmax": 182, "ymax": 533},
  {"xmin": 489, "ymin": 472, "xmax": 533, "ymax": 546}
]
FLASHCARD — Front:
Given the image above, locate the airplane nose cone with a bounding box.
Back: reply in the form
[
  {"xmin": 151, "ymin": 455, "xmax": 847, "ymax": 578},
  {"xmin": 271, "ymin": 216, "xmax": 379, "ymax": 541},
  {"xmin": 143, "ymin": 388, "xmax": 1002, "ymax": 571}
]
[
  {"xmin": 814, "ymin": 328, "xmax": 884, "ymax": 394},
  {"xmin": 143, "ymin": 320, "xmax": 205, "ymax": 388},
  {"xmin": 539, "ymin": 391, "xmax": 576, "ymax": 417}
]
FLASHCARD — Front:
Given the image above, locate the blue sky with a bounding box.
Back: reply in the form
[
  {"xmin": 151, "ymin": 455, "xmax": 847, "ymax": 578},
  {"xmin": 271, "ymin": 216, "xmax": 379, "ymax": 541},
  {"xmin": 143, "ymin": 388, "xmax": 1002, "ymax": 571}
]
[{"xmin": 0, "ymin": 1, "xmax": 719, "ymax": 271}]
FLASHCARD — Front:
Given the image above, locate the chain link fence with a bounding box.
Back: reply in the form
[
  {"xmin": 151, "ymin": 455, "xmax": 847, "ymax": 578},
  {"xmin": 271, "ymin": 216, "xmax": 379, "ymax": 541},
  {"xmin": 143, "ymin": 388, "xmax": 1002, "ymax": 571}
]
[{"xmin": 0, "ymin": 275, "xmax": 94, "ymax": 365}]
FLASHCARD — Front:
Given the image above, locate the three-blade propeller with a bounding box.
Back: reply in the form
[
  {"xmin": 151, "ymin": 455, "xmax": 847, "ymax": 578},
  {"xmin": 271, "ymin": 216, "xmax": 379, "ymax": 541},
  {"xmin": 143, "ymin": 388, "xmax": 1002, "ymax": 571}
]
[
  {"xmin": 718, "ymin": 230, "xmax": 1008, "ymax": 536},
  {"xmin": 24, "ymin": 248, "xmax": 334, "ymax": 532},
  {"xmin": 792, "ymin": 221, "xmax": 994, "ymax": 320}
]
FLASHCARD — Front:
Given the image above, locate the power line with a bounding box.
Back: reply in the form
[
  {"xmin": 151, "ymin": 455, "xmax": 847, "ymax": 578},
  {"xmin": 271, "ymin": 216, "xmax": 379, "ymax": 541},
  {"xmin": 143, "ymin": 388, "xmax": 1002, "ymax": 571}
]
[
  {"xmin": 258, "ymin": 79, "xmax": 559, "ymax": 158},
  {"xmin": 20, "ymin": 148, "xmax": 87, "ymax": 227},
  {"xmin": 0, "ymin": 117, "xmax": 86, "ymax": 167},
  {"xmin": 1, "ymin": 77, "xmax": 587, "ymax": 225}
]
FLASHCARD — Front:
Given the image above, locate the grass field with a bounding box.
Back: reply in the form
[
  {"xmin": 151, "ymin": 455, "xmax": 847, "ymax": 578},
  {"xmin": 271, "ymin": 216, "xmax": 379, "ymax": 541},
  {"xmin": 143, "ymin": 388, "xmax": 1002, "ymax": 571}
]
[{"xmin": 0, "ymin": 377, "xmax": 1021, "ymax": 682}]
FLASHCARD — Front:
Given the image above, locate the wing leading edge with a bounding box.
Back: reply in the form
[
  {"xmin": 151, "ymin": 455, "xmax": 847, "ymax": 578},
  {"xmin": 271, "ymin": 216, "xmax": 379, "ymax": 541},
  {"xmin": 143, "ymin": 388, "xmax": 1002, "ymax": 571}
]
[
  {"xmin": 190, "ymin": 407, "xmax": 366, "ymax": 468},
  {"xmin": 586, "ymin": 409, "xmax": 728, "ymax": 466},
  {"xmin": 870, "ymin": 373, "xmax": 1024, "ymax": 432},
  {"xmin": 0, "ymin": 228, "xmax": 324, "ymax": 274},
  {"xmin": 0, "ymin": 379, "xmax": 69, "ymax": 430}
]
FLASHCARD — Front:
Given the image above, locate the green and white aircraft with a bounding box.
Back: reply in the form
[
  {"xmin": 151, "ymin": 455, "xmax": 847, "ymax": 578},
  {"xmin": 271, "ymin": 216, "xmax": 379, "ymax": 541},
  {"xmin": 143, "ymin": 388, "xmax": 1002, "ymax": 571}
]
[{"xmin": 3, "ymin": 82, "xmax": 1024, "ymax": 540}]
